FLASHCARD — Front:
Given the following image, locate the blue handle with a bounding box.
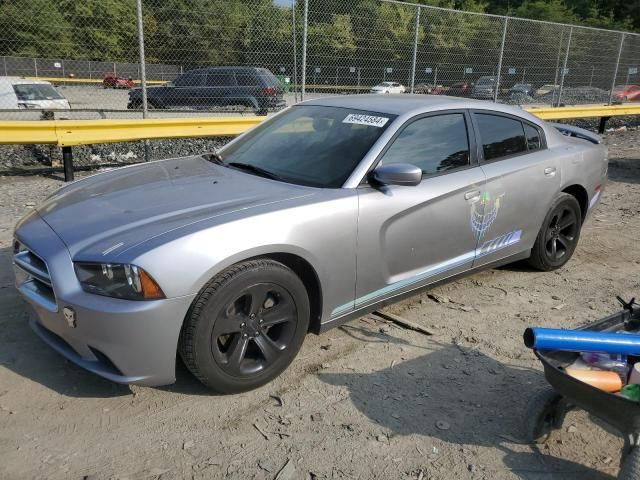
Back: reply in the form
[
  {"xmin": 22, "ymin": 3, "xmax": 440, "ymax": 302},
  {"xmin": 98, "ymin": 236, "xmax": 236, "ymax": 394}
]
[{"xmin": 524, "ymin": 327, "xmax": 640, "ymax": 355}]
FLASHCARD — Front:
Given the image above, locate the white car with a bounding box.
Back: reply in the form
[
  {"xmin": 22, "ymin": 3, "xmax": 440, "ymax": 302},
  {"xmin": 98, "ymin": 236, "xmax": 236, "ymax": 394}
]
[
  {"xmin": 370, "ymin": 82, "xmax": 406, "ymax": 94},
  {"xmin": 0, "ymin": 77, "xmax": 70, "ymax": 110}
]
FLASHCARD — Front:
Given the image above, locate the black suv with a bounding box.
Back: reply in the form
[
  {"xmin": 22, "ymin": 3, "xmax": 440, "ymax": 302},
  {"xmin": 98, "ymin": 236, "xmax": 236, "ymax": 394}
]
[{"xmin": 128, "ymin": 66, "xmax": 286, "ymax": 114}]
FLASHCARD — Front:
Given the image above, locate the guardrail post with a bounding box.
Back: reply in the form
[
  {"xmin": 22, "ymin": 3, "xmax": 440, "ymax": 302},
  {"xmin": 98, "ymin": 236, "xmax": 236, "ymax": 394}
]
[
  {"xmin": 300, "ymin": 0, "xmax": 308, "ymax": 101},
  {"xmin": 608, "ymin": 33, "xmax": 625, "ymax": 105},
  {"xmin": 410, "ymin": 6, "xmax": 421, "ymax": 94},
  {"xmin": 62, "ymin": 147, "xmax": 74, "ymax": 182},
  {"xmin": 557, "ymin": 26, "xmax": 573, "ymax": 107},
  {"xmin": 494, "ymin": 17, "xmax": 508, "ymax": 102}
]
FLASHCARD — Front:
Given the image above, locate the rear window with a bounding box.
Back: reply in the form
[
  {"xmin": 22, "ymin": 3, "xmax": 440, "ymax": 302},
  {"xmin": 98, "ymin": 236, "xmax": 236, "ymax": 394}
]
[
  {"xmin": 524, "ymin": 123, "xmax": 542, "ymax": 151},
  {"xmin": 236, "ymin": 72, "xmax": 259, "ymax": 86},
  {"xmin": 13, "ymin": 84, "xmax": 63, "ymax": 101},
  {"xmin": 475, "ymin": 113, "xmax": 527, "ymax": 161}
]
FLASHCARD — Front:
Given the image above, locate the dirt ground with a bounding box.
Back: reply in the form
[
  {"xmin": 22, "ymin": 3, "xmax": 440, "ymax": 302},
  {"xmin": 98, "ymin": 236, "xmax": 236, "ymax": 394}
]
[{"xmin": 1, "ymin": 129, "xmax": 640, "ymax": 480}]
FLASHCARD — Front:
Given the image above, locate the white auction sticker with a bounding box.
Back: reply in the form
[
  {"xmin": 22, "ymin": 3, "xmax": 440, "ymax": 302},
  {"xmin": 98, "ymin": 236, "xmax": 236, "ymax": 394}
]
[{"xmin": 342, "ymin": 114, "xmax": 389, "ymax": 128}]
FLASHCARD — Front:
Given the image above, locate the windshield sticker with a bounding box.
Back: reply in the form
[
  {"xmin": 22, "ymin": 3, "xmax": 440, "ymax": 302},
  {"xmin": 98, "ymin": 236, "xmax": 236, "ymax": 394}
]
[{"xmin": 342, "ymin": 114, "xmax": 389, "ymax": 128}]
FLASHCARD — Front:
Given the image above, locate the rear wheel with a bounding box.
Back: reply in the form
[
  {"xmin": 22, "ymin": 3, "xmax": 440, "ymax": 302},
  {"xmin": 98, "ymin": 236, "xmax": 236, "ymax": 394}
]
[
  {"xmin": 528, "ymin": 193, "xmax": 582, "ymax": 271},
  {"xmin": 179, "ymin": 259, "xmax": 309, "ymax": 393}
]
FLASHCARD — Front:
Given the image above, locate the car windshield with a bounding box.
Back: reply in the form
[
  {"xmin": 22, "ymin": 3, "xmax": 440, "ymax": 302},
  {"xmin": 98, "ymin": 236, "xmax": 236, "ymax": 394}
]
[
  {"xmin": 13, "ymin": 84, "xmax": 64, "ymax": 101},
  {"xmin": 221, "ymin": 105, "xmax": 396, "ymax": 188},
  {"xmin": 379, "ymin": 82, "xmax": 393, "ymax": 87}
]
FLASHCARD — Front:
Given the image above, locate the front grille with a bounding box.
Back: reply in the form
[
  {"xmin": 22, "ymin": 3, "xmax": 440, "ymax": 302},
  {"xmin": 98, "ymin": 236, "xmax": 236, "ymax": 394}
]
[{"xmin": 13, "ymin": 241, "xmax": 57, "ymax": 311}]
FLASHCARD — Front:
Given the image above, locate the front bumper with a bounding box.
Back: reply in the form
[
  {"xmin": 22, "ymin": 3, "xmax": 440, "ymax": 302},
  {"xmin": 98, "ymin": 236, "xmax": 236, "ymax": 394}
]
[{"xmin": 14, "ymin": 213, "xmax": 195, "ymax": 387}]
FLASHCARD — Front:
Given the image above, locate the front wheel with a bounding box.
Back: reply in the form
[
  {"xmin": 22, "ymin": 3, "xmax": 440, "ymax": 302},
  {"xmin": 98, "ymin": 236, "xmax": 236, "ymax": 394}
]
[
  {"xmin": 178, "ymin": 259, "xmax": 310, "ymax": 393},
  {"xmin": 528, "ymin": 193, "xmax": 582, "ymax": 271}
]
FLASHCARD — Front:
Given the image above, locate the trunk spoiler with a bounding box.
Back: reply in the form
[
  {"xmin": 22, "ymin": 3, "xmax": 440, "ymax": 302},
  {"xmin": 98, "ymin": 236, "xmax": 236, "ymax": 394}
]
[{"xmin": 550, "ymin": 123, "xmax": 602, "ymax": 144}]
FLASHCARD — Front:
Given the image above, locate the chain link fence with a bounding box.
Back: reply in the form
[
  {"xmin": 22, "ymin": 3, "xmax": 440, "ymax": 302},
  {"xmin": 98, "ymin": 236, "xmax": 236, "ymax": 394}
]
[{"xmin": 0, "ymin": 0, "xmax": 639, "ymax": 120}]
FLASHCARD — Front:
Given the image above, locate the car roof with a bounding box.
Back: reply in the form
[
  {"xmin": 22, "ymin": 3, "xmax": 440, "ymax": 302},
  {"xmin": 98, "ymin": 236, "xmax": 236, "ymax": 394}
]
[{"xmin": 301, "ymin": 94, "xmax": 545, "ymax": 125}]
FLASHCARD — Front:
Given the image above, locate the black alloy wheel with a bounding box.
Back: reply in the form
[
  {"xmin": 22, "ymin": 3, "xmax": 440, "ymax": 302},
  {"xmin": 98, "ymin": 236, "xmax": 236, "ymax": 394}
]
[
  {"xmin": 179, "ymin": 259, "xmax": 309, "ymax": 393},
  {"xmin": 528, "ymin": 193, "xmax": 582, "ymax": 271},
  {"xmin": 211, "ymin": 283, "xmax": 297, "ymax": 376}
]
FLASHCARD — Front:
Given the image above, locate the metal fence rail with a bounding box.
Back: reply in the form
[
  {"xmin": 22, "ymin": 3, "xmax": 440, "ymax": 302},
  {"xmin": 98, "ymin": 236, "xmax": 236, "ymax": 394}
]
[{"xmin": 0, "ymin": 0, "xmax": 639, "ymax": 120}]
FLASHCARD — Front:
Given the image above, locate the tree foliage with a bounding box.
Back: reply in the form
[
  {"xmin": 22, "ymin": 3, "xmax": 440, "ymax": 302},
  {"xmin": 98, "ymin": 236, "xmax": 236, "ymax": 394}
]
[{"xmin": 0, "ymin": 0, "xmax": 636, "ymax": 68}]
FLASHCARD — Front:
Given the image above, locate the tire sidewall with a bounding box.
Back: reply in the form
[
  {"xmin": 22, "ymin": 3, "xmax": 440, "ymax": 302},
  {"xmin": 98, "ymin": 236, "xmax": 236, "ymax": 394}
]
[{"xmin": 189, "ymin": 261, "xmax": 309, "ymax": 392}]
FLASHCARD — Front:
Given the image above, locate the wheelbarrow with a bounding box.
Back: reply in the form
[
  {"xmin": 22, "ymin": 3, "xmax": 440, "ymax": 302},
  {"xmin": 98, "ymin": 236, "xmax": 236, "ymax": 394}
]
[{"xmin": 524, "ymin": 297, "xmax": 640, "ymax": 479}]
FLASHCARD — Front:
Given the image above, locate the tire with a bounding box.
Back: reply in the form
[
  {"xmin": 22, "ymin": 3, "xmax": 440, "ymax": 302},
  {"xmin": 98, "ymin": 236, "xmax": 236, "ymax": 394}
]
[
  {"xmin": 523, "ymin": 388, "xmax": 564, "ymax": 444},
  {"xmin": 178, "ymin": 259, "xmax": 310, "ymax": 393},
  {"xmin": 528, "ymin": 193, "xmax": 582, "ymax": 271},
  {"xmin": 619, "ymin": 447, "xmax": 640, "ymax": 480}
]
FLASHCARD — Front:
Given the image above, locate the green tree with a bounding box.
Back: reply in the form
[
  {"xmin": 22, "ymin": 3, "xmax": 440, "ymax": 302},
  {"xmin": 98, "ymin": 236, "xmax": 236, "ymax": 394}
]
[{"xmin": 0, "ymin": 0, "xmax": 75, "ymax": 57}]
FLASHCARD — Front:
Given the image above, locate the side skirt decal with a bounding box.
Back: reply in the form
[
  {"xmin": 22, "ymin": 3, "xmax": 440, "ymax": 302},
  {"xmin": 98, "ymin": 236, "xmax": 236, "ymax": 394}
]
[{"xmin": 330, "ymin": 229, "xmax": 522, "ymax": 318}]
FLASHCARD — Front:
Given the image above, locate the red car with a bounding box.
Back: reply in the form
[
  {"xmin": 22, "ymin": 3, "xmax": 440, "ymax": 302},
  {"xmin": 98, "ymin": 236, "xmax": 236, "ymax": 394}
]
[
  {"xmin": 612, "ymin": 84, "xmax": 640, "ymax": 102},
  {"xmin": 103, "ymin": 72, "xmax": 135, "ymax": 89}
]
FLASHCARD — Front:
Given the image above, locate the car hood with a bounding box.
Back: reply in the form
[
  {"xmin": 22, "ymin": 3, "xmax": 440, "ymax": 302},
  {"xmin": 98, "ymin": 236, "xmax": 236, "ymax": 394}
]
[{"xmin": 36, "ymin": 156, "xmax": 315, "ymax": 260}]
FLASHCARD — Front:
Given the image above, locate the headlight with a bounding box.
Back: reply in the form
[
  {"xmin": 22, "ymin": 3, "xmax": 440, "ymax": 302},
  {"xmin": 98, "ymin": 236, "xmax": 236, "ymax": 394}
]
[{"xmin": 74, "ymin": 263, "xmax": 165, "ymax": 300}]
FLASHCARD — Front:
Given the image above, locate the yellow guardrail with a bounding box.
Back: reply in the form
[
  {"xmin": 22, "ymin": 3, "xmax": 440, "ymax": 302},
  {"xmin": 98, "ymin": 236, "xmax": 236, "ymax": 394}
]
[
  {"xmin": 0, "ymin": 103, "xmax": 638, "ymax": 148},
  {"xmin": 0, "ymin": 117, "xmax": 263, "ymax": 147},
  {"xmin": 524, "ymin": 103, "xmax": 640, "ymax": 120}
]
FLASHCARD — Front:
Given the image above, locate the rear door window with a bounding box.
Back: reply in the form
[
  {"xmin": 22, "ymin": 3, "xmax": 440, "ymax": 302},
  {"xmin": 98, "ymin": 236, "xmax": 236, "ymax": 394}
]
[
  {"xmin": 174, "ymin": 72, "xmax": 204, "ymax": 87},
  {"xmin": 206, "ymin": 71, "xmax": 235, "ymax": 86},
  {"xmin": 475, "ymin": 113, "xmax": 527, "ymax": 161}
]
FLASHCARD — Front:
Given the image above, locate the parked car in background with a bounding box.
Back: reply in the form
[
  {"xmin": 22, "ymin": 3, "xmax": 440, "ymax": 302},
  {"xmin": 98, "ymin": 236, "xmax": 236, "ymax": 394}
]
[
  {"xmin": 370, "ymin": 82, "xmax": 406, "ymax": 94},
  {"xmin": 471, "ymin": 76, "xmax": 498, "ymax": 99},
  {"xmin": 14, "ymin": 95, "xmax": 607, "ymax": 393},
  {"xmin": 612, "ymin": 84, "xmax": 640, "ymax": 102},
  {"xmin": 448, "ymin": 81, "xmax": 473, "ymax": 97},
  {"xmin": 0, "ymin": 77, "xmax": 70, "ymax": 110},
  {"xmin": 414, "ymin": 83, "xmax": 445, "ymax": 95},
  {"xmin": 103, "ymin": 72, "xmax": 134, "ymax": 89},
  {"xmin": 535, "ymin": 84, "xmax": 560, "ymax": 96},
  {"xmin": 127, "ymin": 66, "xmax": 286, "ymax": 115},
  {"xmin": 510, "ymin": 83, "xmax": 534, "ymax": 98}
]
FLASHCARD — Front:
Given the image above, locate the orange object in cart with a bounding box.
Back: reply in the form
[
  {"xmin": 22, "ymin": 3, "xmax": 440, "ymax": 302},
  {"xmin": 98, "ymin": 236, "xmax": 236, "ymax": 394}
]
[{"xmin": 565, "ymin": 368, "xmax": 623, "ymax": 393}]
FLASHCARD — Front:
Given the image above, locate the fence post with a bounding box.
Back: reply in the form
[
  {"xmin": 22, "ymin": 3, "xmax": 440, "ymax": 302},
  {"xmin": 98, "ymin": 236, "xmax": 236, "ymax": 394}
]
[
  {"xmin": 410, "ymin": 6, "xmax": 421, "ymax": 94},
  {"xmin": 33, "ymin": 58, "xmax": 38, "ymax": 78},
  {"xmin": 2, "ymin": 57, "xmax": 7, "ymax": 77},
  {"xmin": 557, "ymin": 26, "xmax": 573, "ymax": 107},
  {"xmin": 135, "ymin": 0, "xmax": 150, "ymax": 162},
  {"xmin": 300, "ymin": 0, "xmax": 308, "ymax": 101},
  {"xmin": 608, "ymin": 33, "xmax": 625, "ymax": 105},
  {"xmin": 291, "ymin": 0, "xmax": 298, "ymax": 103},
  {"xmin": 493, "ymin": 17, "xmax": 508, "ymax": 102}
]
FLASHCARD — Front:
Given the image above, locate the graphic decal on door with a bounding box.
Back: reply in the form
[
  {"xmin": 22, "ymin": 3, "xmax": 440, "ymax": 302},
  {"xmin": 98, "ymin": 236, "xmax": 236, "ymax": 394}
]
[{"xmin": 471, "ymin": 191, "xmax": 504, "ymax": 241}]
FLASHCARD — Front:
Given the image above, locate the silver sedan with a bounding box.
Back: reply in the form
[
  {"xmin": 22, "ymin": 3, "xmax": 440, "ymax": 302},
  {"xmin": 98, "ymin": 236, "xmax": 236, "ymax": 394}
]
[{"xmin": 13, "ymin": 95, "xmax": 608, "ymax": 393}]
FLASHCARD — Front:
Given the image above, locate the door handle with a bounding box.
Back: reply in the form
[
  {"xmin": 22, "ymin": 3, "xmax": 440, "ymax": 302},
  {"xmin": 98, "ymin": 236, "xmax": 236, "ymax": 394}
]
[
  {"xmin": 544, "ymin": 167, "xmax": 557, "ymax": 177},
  {"xmin": 464, "ymin": 190, "xmax": 481, "ymax": 201}
]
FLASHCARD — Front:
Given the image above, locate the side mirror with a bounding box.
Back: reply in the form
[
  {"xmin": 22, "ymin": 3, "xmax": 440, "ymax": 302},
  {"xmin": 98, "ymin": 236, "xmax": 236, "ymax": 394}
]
[{"xmin": 371, "ymin": 163, "xmax": 422, "ymax": 187}]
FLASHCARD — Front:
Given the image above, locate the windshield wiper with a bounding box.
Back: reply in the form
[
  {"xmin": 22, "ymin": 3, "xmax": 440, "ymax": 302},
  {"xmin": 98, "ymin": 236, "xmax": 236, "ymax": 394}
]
[
  {"xmin": 202, "ymin": 152, "xmax": 224, "ymax": 165},
  {"xmin": 227, "ymin": 162, "xmax": 285, "ymax": 182}
]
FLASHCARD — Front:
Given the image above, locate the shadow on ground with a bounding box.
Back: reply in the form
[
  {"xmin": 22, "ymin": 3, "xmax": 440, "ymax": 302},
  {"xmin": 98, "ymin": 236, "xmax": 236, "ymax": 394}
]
[{"xmin": 318, "ymin": 338, "xmax": 615, "ymax": 480}]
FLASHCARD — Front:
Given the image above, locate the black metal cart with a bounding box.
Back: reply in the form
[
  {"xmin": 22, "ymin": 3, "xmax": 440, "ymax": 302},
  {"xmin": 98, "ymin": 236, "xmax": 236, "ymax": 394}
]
[{"xmin": 525, "ymin": 298, "xmax": 640, "ymax": 479}]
